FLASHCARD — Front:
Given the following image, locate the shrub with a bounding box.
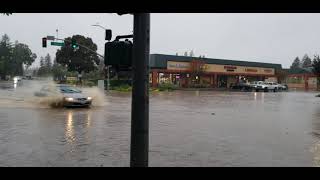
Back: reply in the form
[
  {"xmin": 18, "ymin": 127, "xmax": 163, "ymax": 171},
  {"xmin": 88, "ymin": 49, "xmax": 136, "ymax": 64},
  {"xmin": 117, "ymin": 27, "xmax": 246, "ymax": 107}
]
[
  {"xmin": 113, "ymin": 84, "xmax": 132, "ymax": 92},
  {"xmin": 83, "ymin": 80, "xmax": 96, "ymax": 87},
  {"xmin": 158, "ymin": 83, "xmax": 177, "ymax": 91}
]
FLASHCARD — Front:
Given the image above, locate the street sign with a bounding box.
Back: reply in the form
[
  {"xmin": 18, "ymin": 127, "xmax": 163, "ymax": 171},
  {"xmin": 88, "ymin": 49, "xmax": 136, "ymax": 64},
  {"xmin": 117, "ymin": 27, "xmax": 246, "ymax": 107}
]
[
  {"xmin": 47, "ymin": 36, "xmax": 55, "ymax": 40},
  {"xmin": 50, "ymin": 42, "xmax": 65, "ymax": 46}
]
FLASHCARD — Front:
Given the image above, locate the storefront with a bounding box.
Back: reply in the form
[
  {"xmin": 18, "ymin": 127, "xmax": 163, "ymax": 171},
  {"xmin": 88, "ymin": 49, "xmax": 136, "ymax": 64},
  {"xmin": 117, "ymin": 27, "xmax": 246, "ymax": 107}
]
[{"xmin": 150, "ymin": 54, "xmax": 282, "ymax": 88}]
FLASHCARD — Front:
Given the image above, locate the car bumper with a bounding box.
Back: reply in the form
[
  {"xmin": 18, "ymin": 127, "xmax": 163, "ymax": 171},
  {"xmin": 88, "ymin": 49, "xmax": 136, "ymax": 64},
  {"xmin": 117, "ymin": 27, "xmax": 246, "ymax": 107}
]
[{"xmin": 63, "ymin": 100, "xmax": 92, "ymax": 107}]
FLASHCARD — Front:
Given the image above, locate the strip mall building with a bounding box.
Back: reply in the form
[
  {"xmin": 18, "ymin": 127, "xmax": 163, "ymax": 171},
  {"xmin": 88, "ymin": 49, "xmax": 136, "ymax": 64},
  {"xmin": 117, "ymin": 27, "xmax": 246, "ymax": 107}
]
[{"xmin": 149, "ymin": 54, "xmax": 282, "ymax": 88}]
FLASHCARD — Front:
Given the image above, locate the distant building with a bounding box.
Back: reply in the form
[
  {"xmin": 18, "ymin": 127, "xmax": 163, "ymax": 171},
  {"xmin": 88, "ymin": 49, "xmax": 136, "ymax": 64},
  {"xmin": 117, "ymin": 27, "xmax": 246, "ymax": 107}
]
[
  {"xmin": 284, "ymin": 68, "xmax": 318, "ymax": 91},
  {"xmin": 149, "ymin": 54, "xmax": 282, "ymax": 88}
]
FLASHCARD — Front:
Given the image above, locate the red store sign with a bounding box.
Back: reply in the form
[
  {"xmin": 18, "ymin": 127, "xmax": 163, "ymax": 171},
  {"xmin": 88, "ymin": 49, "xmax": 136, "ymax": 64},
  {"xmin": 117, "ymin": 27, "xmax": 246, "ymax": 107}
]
[{"xmin": 224, "ymin": 66, "xmax": 237, "ymax": 70}]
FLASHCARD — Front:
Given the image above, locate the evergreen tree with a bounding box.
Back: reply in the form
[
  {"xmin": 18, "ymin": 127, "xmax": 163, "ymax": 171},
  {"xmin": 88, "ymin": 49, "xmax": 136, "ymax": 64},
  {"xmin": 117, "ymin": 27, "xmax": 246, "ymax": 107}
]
[
  {"xmin": 290, "ymin": 57, "xmax": 301, "ymax": 69},
  {"xmin": 301, "ymin": 54, "xmax": 312, "ymax": 68}
]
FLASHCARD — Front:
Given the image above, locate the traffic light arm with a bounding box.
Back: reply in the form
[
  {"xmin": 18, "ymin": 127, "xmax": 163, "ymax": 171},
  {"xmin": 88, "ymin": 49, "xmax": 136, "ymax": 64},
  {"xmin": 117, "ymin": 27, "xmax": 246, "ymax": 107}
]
[{"xmin": 54, "ymin": 37, "xmax": 105, "ymax": 58}]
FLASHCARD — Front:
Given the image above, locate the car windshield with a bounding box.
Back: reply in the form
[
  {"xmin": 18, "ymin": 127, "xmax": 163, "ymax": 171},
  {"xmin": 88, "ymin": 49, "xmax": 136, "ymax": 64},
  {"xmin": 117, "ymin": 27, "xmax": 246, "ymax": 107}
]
[{"xmin": 59, "ymin": 86, "xmax": 82, "ymax": 93}]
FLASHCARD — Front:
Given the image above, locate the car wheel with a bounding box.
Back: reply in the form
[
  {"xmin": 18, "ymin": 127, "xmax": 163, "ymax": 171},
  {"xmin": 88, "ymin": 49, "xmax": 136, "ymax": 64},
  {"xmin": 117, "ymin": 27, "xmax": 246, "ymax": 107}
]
[
  {"xmin": 264, "ymin": 88, "xmax": 268, "ymax": 92},
  {"xmin": 274, "ymin": 88, "xmax": 277, "ymax": 92}
]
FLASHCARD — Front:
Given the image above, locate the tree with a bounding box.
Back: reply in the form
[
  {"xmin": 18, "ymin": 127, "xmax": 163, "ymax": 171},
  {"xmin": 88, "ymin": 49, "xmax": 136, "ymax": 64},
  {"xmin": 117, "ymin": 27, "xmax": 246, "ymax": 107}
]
[
  {"xmin": 190, "ymin": 50, "xmax": 194, "ymax": 57},
  {"xmin": 44, "ymin": 53, "xmax": 52, "ymax": 70},
  {"xmin": 275, "ymin": 69, "xmax": 288, "ymax": 84},
  {"xmin": 0, "ymin": 34, "xmax": 36, "ymax": 78},
  {"xmin": 0, "ymin": 34, "xmax": 13, "ymax": 79},
  {"xmin": 290, "ymin": 57, "xmax": 301, "ymax": 69},
  {"xmin": 11, "ymin": 42, "xmax": 37, "ymax": 76},
  {"xmin": 312, "ymin": 55, "xmax": 320, "ymax": 75},
  {"xmin": 39, "ymin": 56, "xmax": 45, "ymax": 67},
  {"xmin": 38, "ymin": 56, "xmax": 51, "ymax": 76},
  {"xmin": 52, "ymin": 61, "xmax": 67, "ymax": 81},
  {"xmin": 301, "ymin": 54, "xmax": 312, "ymax": 68},
  {"xmin": 56, "ymin": 35, "xmax": 99, "ymax": 73}
]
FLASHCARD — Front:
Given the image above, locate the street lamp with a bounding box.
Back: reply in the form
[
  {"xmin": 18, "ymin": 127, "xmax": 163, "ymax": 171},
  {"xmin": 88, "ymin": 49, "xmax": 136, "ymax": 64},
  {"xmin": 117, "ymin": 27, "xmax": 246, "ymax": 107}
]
[
  {"xmin": 91, "ymin": 24, "xmax": 111, "ymax": 92},
  {"xmin": 91, "ymin": 24, "xmax": 107, "ymax": 30}
]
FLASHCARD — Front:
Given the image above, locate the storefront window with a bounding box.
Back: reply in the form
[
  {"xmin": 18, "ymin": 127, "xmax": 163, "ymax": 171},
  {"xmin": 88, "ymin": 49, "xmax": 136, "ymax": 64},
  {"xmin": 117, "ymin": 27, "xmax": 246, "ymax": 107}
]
[
  {"xmin": 149, "ymin": 73, "xmax": 152, "ymax": 83},
  {"xmin": 159, "ymin": 73, "xmax": 171, "ymax": 84}
]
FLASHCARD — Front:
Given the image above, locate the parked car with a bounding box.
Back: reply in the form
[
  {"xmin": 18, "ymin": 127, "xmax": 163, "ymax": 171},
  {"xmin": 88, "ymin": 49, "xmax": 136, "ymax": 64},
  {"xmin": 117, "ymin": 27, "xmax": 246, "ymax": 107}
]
[
  {"xmin": 34, "ymin": 84, "xmax": 93, "ymax": 107},
  {"xmin": 278, "ymin": 84, "xmax": 288, "ymax": 91},
  {"xmin": 255, "ymin": 81, "xmax": 278, "ymax": 92},
  {"xmin": 266, "ymin": 82, "xmax": 281, "ymax": 92},
  {"xmin": 249, "ymin": 81, "xmax": 264, "ymax": 89},
  {"xmin": 230, "ymin": 82, "xmax": 253, "ymax": 91}
]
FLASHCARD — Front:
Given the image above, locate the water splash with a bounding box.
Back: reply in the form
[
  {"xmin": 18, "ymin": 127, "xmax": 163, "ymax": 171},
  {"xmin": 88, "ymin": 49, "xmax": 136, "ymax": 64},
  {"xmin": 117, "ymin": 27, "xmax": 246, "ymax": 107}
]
[{"xmin": 0, "ymin": 78, "xmax": 107, "ymax": 109}]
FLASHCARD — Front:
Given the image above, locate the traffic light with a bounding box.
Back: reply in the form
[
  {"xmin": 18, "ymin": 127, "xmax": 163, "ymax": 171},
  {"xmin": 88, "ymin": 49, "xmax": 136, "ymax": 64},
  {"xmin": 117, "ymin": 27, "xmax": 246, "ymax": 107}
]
[
  {"xmin": 71, "ymin": 39, "xmax": 79, "ymax": 49},
  {"xmin": 42, "ymin": 37, "xmax": 47, "ymax": 48},
  {"xmin": 105, "ymin": 40, "xmax": 133, "ymax": 66}
]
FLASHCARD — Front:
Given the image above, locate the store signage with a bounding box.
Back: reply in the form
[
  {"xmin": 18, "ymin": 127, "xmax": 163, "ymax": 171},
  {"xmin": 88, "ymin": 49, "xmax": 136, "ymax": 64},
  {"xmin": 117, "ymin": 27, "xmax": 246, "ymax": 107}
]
[
  {"xmin": 167, "ymin": 61, "xmax": 191, "ymax": 70},
  {"xmin": 223, "ymin": 66, "xmax": 236, "ymax": 72},
  {"xmin": 245, "ymin": 68, "xmax": 258, "ymax": 72},
  {"xmin": 224, "ymin": 65, "xmax": 237, "ymax": 70},
  {"xmin": 168, "ymin": 64, "xmax": 189, "ymax": 69},
  {"xmin": 167, "ymin": 61, "xmax": 274, "ymax": 75},
  {"xmin": 224, "ymin": 65, "xmax": 236, "ymax": 72}
]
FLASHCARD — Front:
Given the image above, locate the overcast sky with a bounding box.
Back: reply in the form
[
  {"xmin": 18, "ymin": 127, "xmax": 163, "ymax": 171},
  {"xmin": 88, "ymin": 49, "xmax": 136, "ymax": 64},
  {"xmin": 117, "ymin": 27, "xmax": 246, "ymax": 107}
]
[{"xmin": 1, "ymin": 13, "xmax": 320, "ymax": 68}]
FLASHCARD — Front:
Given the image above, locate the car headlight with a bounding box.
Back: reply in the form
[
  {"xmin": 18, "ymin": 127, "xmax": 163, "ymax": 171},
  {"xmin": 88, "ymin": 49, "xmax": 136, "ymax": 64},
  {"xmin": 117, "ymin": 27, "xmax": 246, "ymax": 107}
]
[
  {"xmin": 87, "ymin": 97, "xmax": 92, "ymax": 100},
  {"xmin": 13, "ymin": 77, "xmax": 18, "ymax": 83},
  {"xmin": 65, "ymin": 97, "xmax": 74, "ymax": 101}
]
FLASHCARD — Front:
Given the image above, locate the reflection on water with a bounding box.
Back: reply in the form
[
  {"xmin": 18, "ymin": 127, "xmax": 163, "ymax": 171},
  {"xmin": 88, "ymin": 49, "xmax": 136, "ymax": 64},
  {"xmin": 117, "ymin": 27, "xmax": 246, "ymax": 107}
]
[
  {"xmin": 65, "ymin": 111, "xmax": 75, "ymax": 144},
  {"xmin": 87, "ymin": 111, "xmax": 91, "ymax": 127},
  {"xmin": 311, "ymin": 107, "xmax": 320, "ymax": 166},
  {"xmin": 261, "ymin": 92, "xmax": 265, "ymax": 102},
  {"xmin": 195, "ymin": 91, "xmax": 200, "ymax": 96},
  {"xmin": 65, "ymin": 110, "xmax": 92, "ymax": 145}
]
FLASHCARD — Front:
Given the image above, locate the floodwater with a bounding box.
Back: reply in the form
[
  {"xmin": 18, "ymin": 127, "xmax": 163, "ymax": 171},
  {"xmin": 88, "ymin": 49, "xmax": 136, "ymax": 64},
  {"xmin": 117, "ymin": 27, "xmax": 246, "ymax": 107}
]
[{"xmin": 0, "ymin": 80, "xmax": 320, "ymax": 166}]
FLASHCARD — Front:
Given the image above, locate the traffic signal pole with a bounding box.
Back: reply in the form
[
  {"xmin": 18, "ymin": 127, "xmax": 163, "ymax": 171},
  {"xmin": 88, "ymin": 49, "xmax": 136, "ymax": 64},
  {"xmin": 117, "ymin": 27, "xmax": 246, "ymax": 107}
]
[
  {"xmin": 130, "ymin": 13, "xmax": 150, "ymax": 167},
  {"xmin": 53, "ymin": 37, "xmax": 105, "ymax": 59}
]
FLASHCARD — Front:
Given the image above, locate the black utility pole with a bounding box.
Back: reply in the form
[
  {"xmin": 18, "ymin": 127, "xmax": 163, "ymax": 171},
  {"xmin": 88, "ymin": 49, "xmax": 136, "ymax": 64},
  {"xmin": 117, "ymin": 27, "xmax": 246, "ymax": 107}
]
[{"xmin": 130, "ymin": 13, "xmax": 150, "ymax": 167}]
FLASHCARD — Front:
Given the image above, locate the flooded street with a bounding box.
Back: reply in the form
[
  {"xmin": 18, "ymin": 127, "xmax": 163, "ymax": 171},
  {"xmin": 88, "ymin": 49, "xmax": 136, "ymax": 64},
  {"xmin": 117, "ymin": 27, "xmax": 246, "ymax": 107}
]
[{"xmin": 0, "ymin": 80, "xmax": 320, "ymax": 166}]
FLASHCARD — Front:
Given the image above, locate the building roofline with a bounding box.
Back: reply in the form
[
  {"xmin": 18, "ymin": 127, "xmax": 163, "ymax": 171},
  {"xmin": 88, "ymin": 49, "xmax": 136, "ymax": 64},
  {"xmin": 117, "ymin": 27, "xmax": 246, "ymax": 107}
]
[{"xmin": 150, "ymin": 53, "xmax": 282, "ymax": 69}]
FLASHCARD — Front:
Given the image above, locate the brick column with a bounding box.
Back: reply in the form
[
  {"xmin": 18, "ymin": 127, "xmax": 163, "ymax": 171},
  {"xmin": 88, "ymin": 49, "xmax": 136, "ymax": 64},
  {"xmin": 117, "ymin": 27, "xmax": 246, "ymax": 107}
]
[
  {"xmin": 152, "ymin": 71, "xmax": 158, "ymax": 88},
  {"xmin": 213, "ymin": 74, "xmax": 218, "ymax": 88},
  {"xmin": 304, "ymin": 74, "xmax": 309, "ymax": 90}
]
